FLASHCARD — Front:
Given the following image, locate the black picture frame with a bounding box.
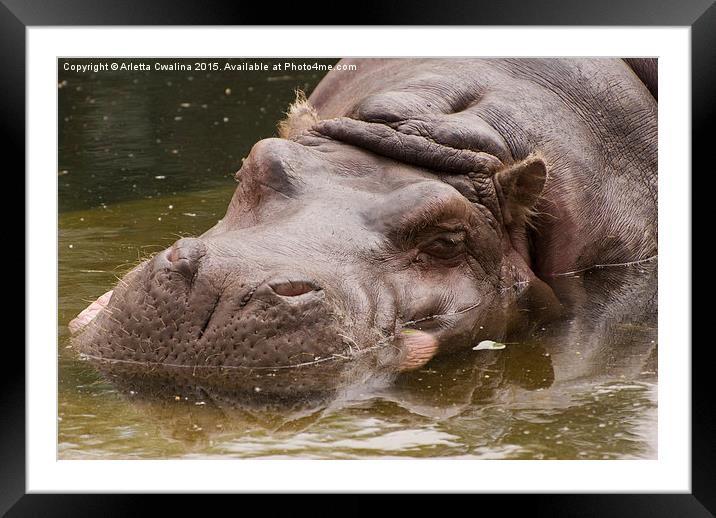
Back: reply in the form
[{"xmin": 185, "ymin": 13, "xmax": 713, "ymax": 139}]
[{"xmin": 8, "ymin": 0, "xmax": 710, "ymax": 514}]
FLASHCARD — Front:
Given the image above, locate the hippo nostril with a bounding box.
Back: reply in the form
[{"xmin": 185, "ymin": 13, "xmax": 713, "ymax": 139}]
[
  {"xmin": 268, "ymin": 279, "xmax": 321, "ymax": 298},
  {"xmin": 166, "ymin": 237, "xmax": 206, "ymax": 279},
  {"xmin": 171, "ymin": 258, "xmax": 195, "ymax": 280},
  {"xmin": 167, "ymin": 246, "xmax": 180, "ymax": 263}
]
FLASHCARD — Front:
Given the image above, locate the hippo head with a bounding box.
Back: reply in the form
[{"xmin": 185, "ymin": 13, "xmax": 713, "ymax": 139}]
[{"xmin": 72, "ymin": 109, "xmax": 561, "ymax": 404}]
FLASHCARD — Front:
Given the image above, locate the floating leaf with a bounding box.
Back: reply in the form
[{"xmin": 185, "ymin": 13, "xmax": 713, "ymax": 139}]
[{"xmin": 472, "ymin": 340, "xmax": 506, "ymax": 351}]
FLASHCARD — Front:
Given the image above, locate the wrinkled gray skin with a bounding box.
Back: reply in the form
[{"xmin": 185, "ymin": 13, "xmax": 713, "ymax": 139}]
[{"xmin": 72, "ymin": 59, "xmax": 657, "ymax": 402}]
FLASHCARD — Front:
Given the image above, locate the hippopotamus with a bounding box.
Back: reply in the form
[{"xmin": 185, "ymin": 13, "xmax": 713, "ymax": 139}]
[{"xmin": 70, "ymin": 58, "xmax": 657, "ymax": 404}]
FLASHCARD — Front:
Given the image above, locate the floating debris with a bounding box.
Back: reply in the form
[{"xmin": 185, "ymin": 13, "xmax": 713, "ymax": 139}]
[
  {"xmin": 154, "ymin": 175, "xmax": 166, "ymax": 179},
  {"xmin": 472, "ymin": 340, "xmax": 506, "ymax": 351}
]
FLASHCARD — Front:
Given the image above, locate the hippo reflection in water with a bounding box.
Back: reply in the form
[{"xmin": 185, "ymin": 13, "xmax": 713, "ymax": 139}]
[{"xmin": 70, "ymin": 59, "xmax": 657, "ymax": 407}]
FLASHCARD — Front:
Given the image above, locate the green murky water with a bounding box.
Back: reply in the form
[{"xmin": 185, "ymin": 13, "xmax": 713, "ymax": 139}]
[{"xmin": 58, "ymin": 59, "xmax": 657, "ymax": 459}]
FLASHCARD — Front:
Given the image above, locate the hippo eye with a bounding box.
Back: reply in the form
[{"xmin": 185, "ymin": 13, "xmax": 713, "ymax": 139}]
[{"xmin": 419, "ymin": 232, "xmax": 466, "ymax": 260}]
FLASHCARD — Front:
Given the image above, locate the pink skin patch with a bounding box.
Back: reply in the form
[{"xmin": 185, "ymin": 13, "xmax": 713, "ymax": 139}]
[
  {"xmin": 68, "ymin": 290, "xmax": 113, "ymax": 335},
  {"xmin": 397, "ymin": 330, "xmax": 439, "ymax": 372}
]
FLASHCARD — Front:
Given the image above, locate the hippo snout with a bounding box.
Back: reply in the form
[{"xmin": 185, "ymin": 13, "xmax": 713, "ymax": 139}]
[{"xmin": 70, "ymin": 235, "xmax": 392, "ymax": 399}]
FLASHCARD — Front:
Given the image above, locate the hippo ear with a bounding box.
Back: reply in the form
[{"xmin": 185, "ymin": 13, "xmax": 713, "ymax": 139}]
[{"xmin": 494, "ymin": 156, "xmax": 547, "ymax": 226}]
